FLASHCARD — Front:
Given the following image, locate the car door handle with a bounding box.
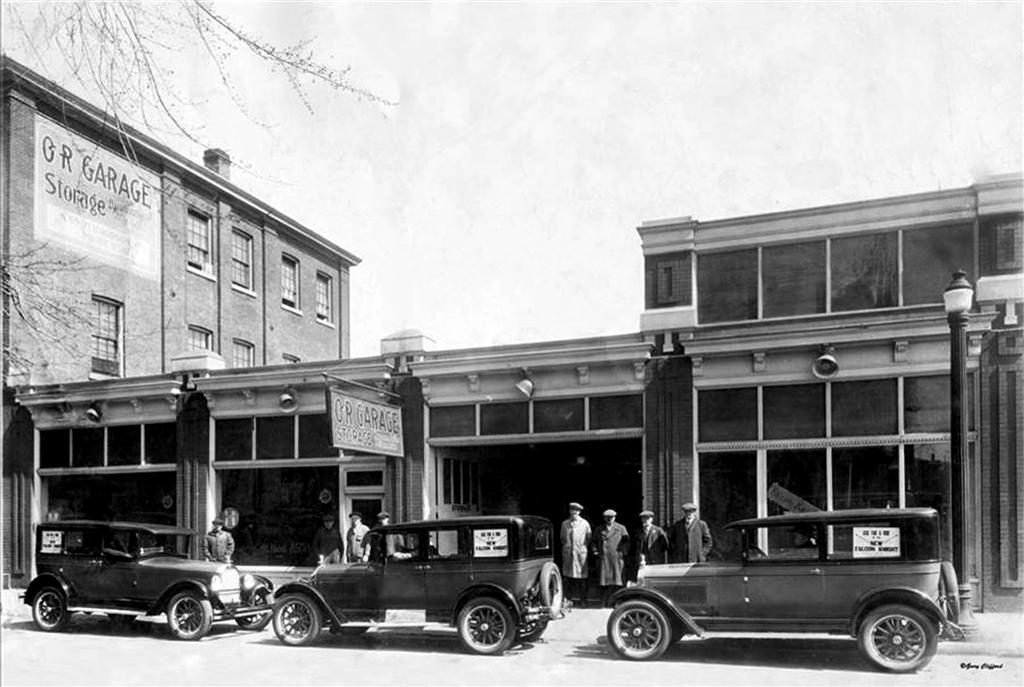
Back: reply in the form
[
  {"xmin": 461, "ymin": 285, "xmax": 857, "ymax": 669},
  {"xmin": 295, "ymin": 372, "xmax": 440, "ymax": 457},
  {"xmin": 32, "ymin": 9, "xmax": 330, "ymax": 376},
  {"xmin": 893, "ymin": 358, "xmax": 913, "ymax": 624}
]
[
  {"xmin": 810, "ymin": 568, "xmax": 823, "ymax": 575},
  {"xmin": 414, "ymin": 564, "xmax": 432, "ymax": 571}
]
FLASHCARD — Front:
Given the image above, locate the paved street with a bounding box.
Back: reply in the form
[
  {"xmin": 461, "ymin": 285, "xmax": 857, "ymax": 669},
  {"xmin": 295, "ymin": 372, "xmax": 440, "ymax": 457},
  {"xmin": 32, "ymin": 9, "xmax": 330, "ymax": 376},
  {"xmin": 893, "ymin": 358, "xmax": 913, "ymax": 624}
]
[{"xmin": 2, "ymin": 607, "xmax": 1021, "ymax": 687}]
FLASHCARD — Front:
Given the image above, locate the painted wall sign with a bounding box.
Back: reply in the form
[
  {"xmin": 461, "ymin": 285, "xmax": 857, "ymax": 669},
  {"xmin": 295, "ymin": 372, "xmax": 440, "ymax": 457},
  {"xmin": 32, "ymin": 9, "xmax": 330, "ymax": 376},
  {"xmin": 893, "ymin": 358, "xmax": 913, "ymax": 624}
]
[
  {"xmin": 328, "ymin": 388, "xmax": 404, "ymax": 457},
  {"xmin": 34, "ymin": 115, "xmax": 161, "ymax": 280},
  {"xmin": 473, "ymin": 528, "xmax": 508, "ymax": 558},
  {"xmin": 852, "ymin": 527, "xmax": 901, "ymax": 558}
]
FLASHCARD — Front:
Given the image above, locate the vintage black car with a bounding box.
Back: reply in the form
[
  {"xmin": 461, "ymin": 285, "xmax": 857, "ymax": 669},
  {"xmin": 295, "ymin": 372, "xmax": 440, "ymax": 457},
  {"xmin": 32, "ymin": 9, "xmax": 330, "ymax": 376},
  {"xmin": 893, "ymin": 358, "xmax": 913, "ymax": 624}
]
[
  {"xmin": 606, "ymin": 508, "xmax": 960, "ymax": 672},
  {"xmin": 24, "ymin": 520, "xmax": 274, "ymax": 640},
  {"xmin": 271, "ymin": 515, "xmax": 563, "ymax": 654}
]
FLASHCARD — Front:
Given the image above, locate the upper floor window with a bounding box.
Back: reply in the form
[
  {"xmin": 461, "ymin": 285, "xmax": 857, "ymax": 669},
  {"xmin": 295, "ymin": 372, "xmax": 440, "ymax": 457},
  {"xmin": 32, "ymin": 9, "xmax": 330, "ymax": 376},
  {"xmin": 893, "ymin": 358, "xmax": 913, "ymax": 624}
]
[
  {"xmin": 232, "ymin": 339, "xmax": 254, "ymax": 368},
  {"xmin": 91, "ymin": 296, "xmax": 122, "ymax": 376},
  {"xmin": 188, "ymin": 325, "xmax": 213, "ymax": 351},
  {"xmin": 762, "ymin": 241, "xmax": 826, "ymax": 318},
  {"xmin": 315, "ymin": 273, "xmax": 333, "ymax": 322},
  {"xmin": 187, "ymin": 211, "xmax": 212, "ymax": 272},
  {"xmin": 281, "ymin": 255, "xmax": 299, "ymax": 308},
  {"xmin": 697, "ymin": 249, "xmax": 758, "ymax": 323},
  {"xmin": 829, "ymin": 233, "xmax": 897, "ymax": 312},
  {"xmin": 902, "ymin": 224, "xmax": 973, "ymax": 306},
  {"xmin": 981, "ymin": 214, "xmax": 1023, "ymax": 274},
  {"xmin": 231, "ymin": 230, "xmax": 253, "ymax": 289}
]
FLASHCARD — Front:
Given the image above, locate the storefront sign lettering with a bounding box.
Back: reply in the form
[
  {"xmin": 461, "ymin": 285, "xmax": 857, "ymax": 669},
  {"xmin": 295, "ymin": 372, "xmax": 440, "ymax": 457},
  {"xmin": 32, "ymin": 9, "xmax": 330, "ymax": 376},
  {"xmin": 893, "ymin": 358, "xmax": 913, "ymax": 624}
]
[
  {"xmin": 852, "ymin": 527, "xmax": 901, "ymax": 558},
  {"xmin": 33, "ymin": 115, "xmax": 161, "ymax": 280},
  {"xmin": 329, "ymin": 388, "xmax": 404, "ymax": 457}
]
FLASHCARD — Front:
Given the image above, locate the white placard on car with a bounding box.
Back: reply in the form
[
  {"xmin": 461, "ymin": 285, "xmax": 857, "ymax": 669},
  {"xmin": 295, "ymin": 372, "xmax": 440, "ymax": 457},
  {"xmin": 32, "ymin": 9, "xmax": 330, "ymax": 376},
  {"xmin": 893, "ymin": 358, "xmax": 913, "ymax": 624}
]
[
  {"xmin": 852, "ymin": 527, "xmax": 901, "ymax": 558},
  {"xmin": 473, "ymin": 528, "xmax": 508, "ymax": 558},
  {"xmin": 41, "ymin": 530, "xmax": 63, "ymax": 554}
]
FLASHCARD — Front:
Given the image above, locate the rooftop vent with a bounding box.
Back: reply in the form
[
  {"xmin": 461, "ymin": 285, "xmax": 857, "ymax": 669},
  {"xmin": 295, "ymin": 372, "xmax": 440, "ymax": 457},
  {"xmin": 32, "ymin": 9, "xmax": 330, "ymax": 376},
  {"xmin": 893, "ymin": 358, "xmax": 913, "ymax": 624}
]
[{"xmin": 203, "ymin": 148, "xmax": 231, "ymax": 179}]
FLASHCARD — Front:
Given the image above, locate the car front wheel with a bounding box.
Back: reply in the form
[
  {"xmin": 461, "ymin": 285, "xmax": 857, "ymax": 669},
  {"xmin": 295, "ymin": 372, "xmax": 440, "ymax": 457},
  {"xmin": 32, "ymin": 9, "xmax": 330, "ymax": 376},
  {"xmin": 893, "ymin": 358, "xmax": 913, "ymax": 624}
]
[
  {"xmin": 166, "ymin": 591, "xmax": 214, "ymax": 640},
  {"xmin": 236, "ymin": 588, "xmax": 272, "ymax": 631},
  {"xmin": 606, "ymin": 599, "xmax": 673, "ymax": 661},
  {"xmin": 272, "ymin": 594, "xmax": 322, "ymax": 646},
  {"xmin": 457, "ymin": 598, "xmax": 515, "ymax": 655},
  {"xmin": 858, "ymin": 604, "xmax": 938, "ymax": 673},
  {"xmin": 32, "ymin": 587, "xmax": 70, "ymax": 632}
]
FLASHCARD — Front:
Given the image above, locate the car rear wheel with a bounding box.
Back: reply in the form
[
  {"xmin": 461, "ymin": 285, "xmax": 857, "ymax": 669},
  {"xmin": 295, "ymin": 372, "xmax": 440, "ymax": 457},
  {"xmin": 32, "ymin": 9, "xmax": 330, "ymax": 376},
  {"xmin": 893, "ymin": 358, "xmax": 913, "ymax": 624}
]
[
  {"xmin": 272, "ymin": 594, "xmax": 322, "ymax": 646},
  {"xmin": 236, "ymin": 588, "xmax": 272, "ymax": 631},
  {"xmin": 32, "ymin": 587, "xmax": 70, "ymax": 632},
  {"xmin": 858, "ymin": 604, "xmax": 938, "ymax": 673},
  {"xmin": 457, "ymin": 598, "xmax": 515, "ymax": 655},
  {"xmin": 538, "ymin": 561, "xmax": 563, "ymax": 616},
  {"xmin": 166, "ymin": 591, "xmax": 214, "ymax": 640},
  {"xmin": 606, "ymin": 599, "xmax": 673, "ymax": 661},
  {"xmin": 938, "ymin": 561, "xmax": 960, "ymax": 625}
]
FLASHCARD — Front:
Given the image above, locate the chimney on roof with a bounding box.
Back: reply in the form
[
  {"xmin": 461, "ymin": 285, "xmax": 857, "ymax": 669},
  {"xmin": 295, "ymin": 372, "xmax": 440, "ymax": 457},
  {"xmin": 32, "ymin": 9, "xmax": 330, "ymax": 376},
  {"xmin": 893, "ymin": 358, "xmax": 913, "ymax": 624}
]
[{"xmin": 203, "ymin": 148, "xmax": 231, "ymax": 179}]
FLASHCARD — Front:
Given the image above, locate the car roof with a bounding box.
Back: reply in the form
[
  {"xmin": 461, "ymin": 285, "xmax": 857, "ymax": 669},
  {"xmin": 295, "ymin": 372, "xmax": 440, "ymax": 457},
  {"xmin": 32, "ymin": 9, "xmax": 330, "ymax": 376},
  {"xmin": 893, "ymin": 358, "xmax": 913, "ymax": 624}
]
[
  {"xmin": 724, "ymin": 507, "xmax": 938, "ymax": 529},
  {"xmin": 379, "ymin": 515, "xmax": 551, "ymax": 531},
  {"xmin": 38, "ymin": 520, "xmax": 196, "ymax": 536}
]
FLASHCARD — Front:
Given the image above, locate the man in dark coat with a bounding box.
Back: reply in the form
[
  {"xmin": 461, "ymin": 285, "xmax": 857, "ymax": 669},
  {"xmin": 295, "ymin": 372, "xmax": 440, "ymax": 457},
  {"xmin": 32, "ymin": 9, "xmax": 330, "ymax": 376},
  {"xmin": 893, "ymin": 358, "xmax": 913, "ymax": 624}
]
[
  {"xmin": 635, "ymin": 510, "xmax": 669, "ymax": 567},
  {"xmin": 312, "ymin": 513, "xmax": 344, "ymax": 565},
  {"xmin": 204, "ymin": 518, "xmax": 234, "ymax": 564},
  {"xmin": 592, "ymin": 509, "xmax": 630, "ymax": 606},
  {"xmin": 668, "ymin": 502, "xmax": 713, "ymax": 563}
]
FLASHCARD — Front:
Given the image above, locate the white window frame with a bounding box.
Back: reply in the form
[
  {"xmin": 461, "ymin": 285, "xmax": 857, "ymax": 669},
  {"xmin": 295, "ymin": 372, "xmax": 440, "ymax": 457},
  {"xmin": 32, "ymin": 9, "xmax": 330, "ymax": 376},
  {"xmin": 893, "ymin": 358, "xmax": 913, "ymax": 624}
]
[
  {"xmin": 91, "ymin": 295, "xmax": 123, "ymax": 378},
  {"xmin": 187, "ymin": 325, "xmax": 213, "ymax": 351},
  {"xmin": 230, "ymin": 229, "xmax": 253, "ymax": 290},
  {"xmin": 315, "ymin": 272, "xmax": 333, "ymax": 323},
  {"xmin": 281, "ymin": 255, "xmax": 300, "ymax": 310},
  {"xmin": 187, "ymin": 210, "xmax": 213, "ymax": 272}
]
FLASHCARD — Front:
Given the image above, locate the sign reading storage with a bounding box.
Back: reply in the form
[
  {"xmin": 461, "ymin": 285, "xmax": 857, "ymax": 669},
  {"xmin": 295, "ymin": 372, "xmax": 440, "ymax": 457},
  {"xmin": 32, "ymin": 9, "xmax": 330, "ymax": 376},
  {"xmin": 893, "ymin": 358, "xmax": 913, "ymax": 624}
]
[{"xmin": 329, "ymin": 388, "xmax": 404, "ymax": 457}]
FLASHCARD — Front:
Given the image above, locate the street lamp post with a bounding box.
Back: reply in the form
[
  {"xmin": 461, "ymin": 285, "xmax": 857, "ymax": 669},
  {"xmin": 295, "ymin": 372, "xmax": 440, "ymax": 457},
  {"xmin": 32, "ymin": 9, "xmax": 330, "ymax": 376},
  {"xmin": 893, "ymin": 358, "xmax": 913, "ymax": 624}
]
[{"xmin": 943, "ymin": 270, "xmax": 978, "ymax": 635}]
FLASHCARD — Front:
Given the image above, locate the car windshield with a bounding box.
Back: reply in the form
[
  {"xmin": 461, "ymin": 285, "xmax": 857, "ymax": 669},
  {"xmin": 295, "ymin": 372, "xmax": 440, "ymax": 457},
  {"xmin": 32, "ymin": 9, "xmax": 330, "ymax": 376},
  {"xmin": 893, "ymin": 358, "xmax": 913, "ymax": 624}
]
[{"xmin": 137, "ymin": 532, "xmax": 190, "ymax": 557}]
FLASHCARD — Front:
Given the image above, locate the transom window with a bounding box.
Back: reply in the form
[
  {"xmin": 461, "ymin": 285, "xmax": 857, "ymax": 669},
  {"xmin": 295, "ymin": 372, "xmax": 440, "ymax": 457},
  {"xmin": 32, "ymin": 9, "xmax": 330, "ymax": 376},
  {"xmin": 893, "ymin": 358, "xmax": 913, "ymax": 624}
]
[
  {"xmin": 315, "ymin": 273, "xmax": 332, "ymax": 322},
  {"xmin": 187, "ymin": 211, "xmax": 212, "ymax": 271},
  {"xmin": 281, "ymin": 255, "xmax": 299, "ymax": 308},
  {"xmin": 231, "ymin": 230, "xmax": 253, "ymax": 289},
  {"xmin": 91, "ymin": 296, "xmax": 122, "ymax": 376},
  {"xmin": 188, "ymin": 325, "xmax": 213, "ymax": 351},
  {"xmin": 232, "ymin": 339, "xmax": 254, "ymax": 368}
]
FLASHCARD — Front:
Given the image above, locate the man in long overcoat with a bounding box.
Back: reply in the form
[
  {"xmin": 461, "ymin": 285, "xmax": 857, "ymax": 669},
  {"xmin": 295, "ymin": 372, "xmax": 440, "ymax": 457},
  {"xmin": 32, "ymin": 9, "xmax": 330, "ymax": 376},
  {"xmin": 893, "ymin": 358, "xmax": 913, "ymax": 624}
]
[
  {"xmin": 204, "ymin": 518, "xmax": 234, "ymax": 564},
  {"xmin": 668, "ymin": 502, "xmax": 713, "ymax": 563},
  {"xmin": 560, "ymin": 502, "xmax": 591, "ymax": 606},
  {"xmin": 593, "ymin": 509, "xmax": 630, "ymax": 606}
]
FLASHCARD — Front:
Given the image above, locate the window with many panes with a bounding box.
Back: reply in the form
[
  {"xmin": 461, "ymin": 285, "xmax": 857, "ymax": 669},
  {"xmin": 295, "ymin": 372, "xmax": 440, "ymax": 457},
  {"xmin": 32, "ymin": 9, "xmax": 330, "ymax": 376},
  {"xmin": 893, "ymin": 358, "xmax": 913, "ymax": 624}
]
[
  {"xmin": 232, "ymin": 339, "xmax": 254, "ymax": 368},
  {"xmin": 91, "ymin": 296, "xmax": 122, "ymax": 376},
  {"xmin": 315, "ymin": 273, "xmax": 332, "ymax": 322},
  {"xmin": 281, "ymin": 255, "xmax": 299, "ymax": 308},
  {"xmin": 188, "ymin": 325, "xmax": 213, "ymax": 351},
  {"xmin": 231, "ymin": 230, "xmax": 253, "ymax": 289},
  {"xmin": 187, "ymin": 211, "xmax": 212, "ymax": 271}
]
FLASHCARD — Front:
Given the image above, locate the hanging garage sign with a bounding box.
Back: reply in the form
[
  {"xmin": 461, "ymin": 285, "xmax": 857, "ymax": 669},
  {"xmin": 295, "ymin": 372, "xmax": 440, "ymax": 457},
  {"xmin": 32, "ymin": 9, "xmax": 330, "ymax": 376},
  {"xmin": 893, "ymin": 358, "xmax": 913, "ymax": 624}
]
[{"xmin": 328, "ymin": 388, "xmax": 404, "ymax": 457}]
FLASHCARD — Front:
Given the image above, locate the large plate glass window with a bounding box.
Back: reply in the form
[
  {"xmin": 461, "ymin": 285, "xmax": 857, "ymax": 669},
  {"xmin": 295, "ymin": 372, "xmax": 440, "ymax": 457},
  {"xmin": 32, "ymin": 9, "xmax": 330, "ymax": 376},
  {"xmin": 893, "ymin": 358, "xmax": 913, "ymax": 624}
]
[
  {"xmin": 698, "ymin": 387, "xmax": 757, "ymax": 441},
  {"xmin": 697, "ymin": 249, "xmax": 758, "ymax": 323},
  {"xmin": 902, "ymin": 224, "xmax": 974, "ymax": 306},
  {"xmin": 831, "ymin": 379, "xmax": 897, "ymax": 436},
  {"xmin": 698, "ymin": 451, "xmax": 756, "ymax": 559},
  {"xmin": 831, "ymin": 445, "xmax": 899, "ymax": 509},
  {"xmin": 830, "ymin": 233, "xmax": 897, "ymax": 312},
  {"xmin": 766, "ymin": 449, "xmax": 826, "ymax": 515},
  {"xmin": 46, "ymin": 472, "xmax": 177, "ymax": 523},
  {"xmin": 762, "ymin": 241, "xmax": 826, "ymax": 318},
  {"xmin": 763, "ymin": 384, "xmax": 824, "ymax": 439}
]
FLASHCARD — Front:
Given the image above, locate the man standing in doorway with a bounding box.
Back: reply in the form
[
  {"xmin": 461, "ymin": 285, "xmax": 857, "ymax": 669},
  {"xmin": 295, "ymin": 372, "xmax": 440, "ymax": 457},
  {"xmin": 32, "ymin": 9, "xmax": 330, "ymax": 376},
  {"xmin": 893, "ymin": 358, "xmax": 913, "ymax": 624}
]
[
  {"xmin": 593, "ymin": 509, "xmax": 630, "ymax": 606},
  {"xmin": 635, "ymin": 509, "xmax": 669, "ymax": 567},
  {"xmin": 204, "ymin": 518, "xmax": 234, "ymax": 564},
  {"xmin": 345, "ymin": 512, "xmax": 370, "ymax": 562},
  {"xmin": 669, "ymin": 502, "xmax": 713, "ymax": 563},
  {"xmin": 560, "ymin": 502, "xmax": 591, "ymax": 607}
]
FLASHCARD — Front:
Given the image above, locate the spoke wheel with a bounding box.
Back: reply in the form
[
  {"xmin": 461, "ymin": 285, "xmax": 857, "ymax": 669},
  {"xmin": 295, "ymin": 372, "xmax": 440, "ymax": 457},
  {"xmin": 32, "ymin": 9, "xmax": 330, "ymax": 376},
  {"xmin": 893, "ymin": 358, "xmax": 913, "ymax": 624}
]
[
  {"xmin": 236, "ymin": 588, "xmax": 272, "ymax": 631},
  {"xmin": 858, "ymin": 604, "xmax": 937, "ymax": 673},
  {"xmin": 607, "ymin": 600, "xmax": 672, "ymax": 661},
  {"xmin": 457, "ymin": 598, "xmax": 515, "ymax": 655},
  {"xmin": 272, "ymin": 594, "xmax": 322, "ymax": 647},
  {"xmin": 32, "ymin": 587, "xmax": 70, "ymax": 632},
  {"xmin": 166, "ymin": 591, "xmax": 213, "ymax": 641}
]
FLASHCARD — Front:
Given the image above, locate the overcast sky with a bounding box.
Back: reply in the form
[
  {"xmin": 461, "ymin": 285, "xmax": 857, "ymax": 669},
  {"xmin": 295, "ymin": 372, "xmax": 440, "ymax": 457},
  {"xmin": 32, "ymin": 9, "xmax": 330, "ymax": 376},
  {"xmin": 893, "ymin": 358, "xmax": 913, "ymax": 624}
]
[{"xmin": 5, "ymin": 2, "xmax": 1022, "ymax": 357}]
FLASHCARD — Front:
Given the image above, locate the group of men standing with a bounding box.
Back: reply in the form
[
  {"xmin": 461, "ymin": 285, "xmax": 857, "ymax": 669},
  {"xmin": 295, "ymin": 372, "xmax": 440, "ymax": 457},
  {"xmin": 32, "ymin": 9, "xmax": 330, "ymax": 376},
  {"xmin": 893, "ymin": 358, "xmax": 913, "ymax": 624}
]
[
  {"xmin": 559, "ymin": 501, "xmax": 712, "ymax": 606},
  {"xmin": 312, "ymin": 511, "xmax": 381, "ymax": 564}
]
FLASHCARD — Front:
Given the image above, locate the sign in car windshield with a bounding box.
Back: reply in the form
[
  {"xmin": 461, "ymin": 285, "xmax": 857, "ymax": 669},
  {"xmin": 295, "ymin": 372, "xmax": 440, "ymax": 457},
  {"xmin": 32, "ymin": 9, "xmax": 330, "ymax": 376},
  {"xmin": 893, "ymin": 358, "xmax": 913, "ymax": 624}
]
[
  {"xmin": 328, "ymin": 388, "xmax": 404, "ymax": 457},
  {"xmin": 852, "ymin": 527, "xmax": 901, "ymax": 558},
  {"xmin": 473, "ymin": 529, "xmax": 509, "ymax": 558}
]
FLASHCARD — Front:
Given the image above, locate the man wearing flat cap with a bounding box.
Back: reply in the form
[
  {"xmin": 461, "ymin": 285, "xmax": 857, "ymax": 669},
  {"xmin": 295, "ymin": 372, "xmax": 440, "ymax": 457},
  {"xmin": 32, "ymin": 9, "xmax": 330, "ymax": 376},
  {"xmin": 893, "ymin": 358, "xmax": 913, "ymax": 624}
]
[
  {"xmin": 592, "ymin": 509, "xmax": 630, "ymax": 606},
  {"xmin": 204, "ymin": 517, "xmax": 234, "ymax": 564},
  {"xmin": 634, "ymin": 510, "xmax": 669, "ymax": 569},
  {"xmin": 345, "ymin": 512, "xmax": 370, "ymax": 563},
  {"xmin": 669, "ymin": 502, "xmax": 713, "ymax": 563},
  {"xmin": 560, "ymin": 502, "xmax": 591, "ymax": 606}
]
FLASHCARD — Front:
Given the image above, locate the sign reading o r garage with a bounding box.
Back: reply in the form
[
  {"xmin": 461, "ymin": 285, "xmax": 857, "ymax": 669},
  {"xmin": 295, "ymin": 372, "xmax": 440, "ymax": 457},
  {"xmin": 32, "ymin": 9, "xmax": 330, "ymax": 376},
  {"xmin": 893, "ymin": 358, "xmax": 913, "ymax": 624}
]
[{"xmin": 328, "ymin": 388, "xmax": 404, "ymax": 457}]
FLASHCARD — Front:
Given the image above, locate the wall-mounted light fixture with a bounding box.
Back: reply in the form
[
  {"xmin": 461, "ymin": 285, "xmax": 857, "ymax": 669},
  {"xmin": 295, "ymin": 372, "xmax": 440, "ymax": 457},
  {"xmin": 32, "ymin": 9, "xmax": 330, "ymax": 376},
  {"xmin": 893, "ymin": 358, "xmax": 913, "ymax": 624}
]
[
  {"xmin": 811, "ymin": 344, "xmax": 839, "ymax": 379},
  {"xmin": 85, "ymin": 402, "xmax": 103, "ymax": 423},
  {"xmin": 515, "ymin": 370, "xmax": 534, "ymax": 399},
  {"xmin": 279, "ymin": 387, "xmax": 298, "ymax": 413}
]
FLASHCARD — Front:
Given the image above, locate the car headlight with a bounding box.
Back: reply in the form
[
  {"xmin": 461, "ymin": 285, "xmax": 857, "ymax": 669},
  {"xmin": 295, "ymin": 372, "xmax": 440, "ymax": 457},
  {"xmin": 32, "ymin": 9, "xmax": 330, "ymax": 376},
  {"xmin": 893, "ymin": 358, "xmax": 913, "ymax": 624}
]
[
  {"xmin": 210, "ymin": 574, "xmax": 223, "ymax": 592},
  {"xmin": 242, "ymin": 574, "xmax": 256, "ymax": 590}
]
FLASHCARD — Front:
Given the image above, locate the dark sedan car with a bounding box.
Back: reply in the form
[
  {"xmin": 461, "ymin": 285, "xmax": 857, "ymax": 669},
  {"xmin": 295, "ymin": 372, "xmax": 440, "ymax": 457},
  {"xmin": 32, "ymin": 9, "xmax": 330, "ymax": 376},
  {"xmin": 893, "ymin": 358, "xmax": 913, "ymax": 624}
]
[
  {"xmin": 24, "ymin": 520, "xmax": 274, "ymax": 640},
  {"xmin": 606, "ymin": 508, "xmax": 960, "ymax": 672},
  {"xmin": 271, "ymin": 515, "xmax": 563, "ymax": 654}
]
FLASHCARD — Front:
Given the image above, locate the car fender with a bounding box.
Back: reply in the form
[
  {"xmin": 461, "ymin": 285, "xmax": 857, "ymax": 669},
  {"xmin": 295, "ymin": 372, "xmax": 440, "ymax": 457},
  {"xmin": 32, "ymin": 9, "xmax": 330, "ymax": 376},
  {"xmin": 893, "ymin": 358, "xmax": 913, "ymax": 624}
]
[
  {"xmin": 24, "ymin": 573, "xmax": 74, "ymax": 607},
  {"xmin": 451, "ymin": 584, "xmax": 521, "ymax": 626},
  {"xmin": 273, "ymin": 580, "xmax": 344, "ymax": 626},
  {"xmin": 849, "ymin": 586, "xmax": 945, "ymax": 635},
  {"xmin": 609, "ymin": 586, "xmax": 705, "ymax": 637},
  {"xmin": 150, "ymin": 579, "xmax": 213, "ymax": 614}
]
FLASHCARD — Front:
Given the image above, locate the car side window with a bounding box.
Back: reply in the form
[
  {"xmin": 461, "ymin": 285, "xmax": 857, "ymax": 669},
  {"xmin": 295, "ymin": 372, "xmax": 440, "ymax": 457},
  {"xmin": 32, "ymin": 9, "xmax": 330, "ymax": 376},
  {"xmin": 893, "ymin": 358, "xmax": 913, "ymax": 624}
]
[
  {"xmin": 387, "ymin": 532, "xmax": 421, "ymax": 562},
  {"xmin": 65, "ymin": 529, "xmax": 102, "ymax": 557},
  {"xmin": 428, "ymin": 529, "xmax": 466, "ymax": 560},
  {"xmin": 103, "ymin": 530, "xmax": 135, "ymax": 556},
  {"xmin": 746, "ymin": 525, "xmax": 819, "ymax": 561}
]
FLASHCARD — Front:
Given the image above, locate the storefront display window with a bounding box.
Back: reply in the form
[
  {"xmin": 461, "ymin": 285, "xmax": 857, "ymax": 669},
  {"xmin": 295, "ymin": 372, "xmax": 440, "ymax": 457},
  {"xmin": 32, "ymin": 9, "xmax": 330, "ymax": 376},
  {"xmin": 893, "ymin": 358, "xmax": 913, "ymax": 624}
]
[
  {"xmin": 144, "ymin": 423, "xmax": 177, "ymax": 464},
  {"xmin": 902, "ymin": 224, "xmax": 974, "ymax": 306},
  {"xmin": 698, "ymin": 388, "xmax": 757, "ymax": 441},
  {"xmin": 762, "ymin": 241, "xmax": 826, "ymax": 318},
  {"xmin": 480, "ymin": 402, "xmax": 528, "ymax": 435},
  {"xmin": 430, "ymin": 405, "xmax": 476, "ymax": 437},
  {"xmin": 298, "ymin": 413, "xmax": 334, "ymax": 457},
  {"xmin": 697, "ymin": 249, "xmax": 758, "ymax": 323},
  {"xmin": 107, "ymin": 425, "xmax": 141, "ymax": 466},
  {"xmin": 215, "ymin": 418, "xmax": 252, "ymax": 462},
  {"xmin": 220, "ymin": 465, "xmax": 338, "ymax": 566},
  {"xmin": 39, "ymin": 429, "xmax": 70, "ymax": 469},
  {"xmin": 832, "ymin": 446, "xmax": 899, "ymax": 509},
  {"xmin": 589, "ymin": 395, "xmax": 642, "ymax": 430},
  {"xmin": 904, "ymin": 443, "xmax": 949, "ymax": 519},
  {"xmin": 904, "ymin": 376, "xmax": 949, "ymax": 433},
  {"xmin": 256, "ymin": 416, "xmax": 294, "ymax": 459},
  {"xmin": 767, "ymin": 449, "xmax": 826, "ymax": 515},
  {"xmin": 47, "ymin": 472, "xmax": 177, "ymax": 523},
  {"xmin": 71, "ymin": 428, "xmax": 104, "ymax": 468},
  {"xmin": 533, "ymin": 398, "xmax": 584, "ymax": 433},
  {"xmin": 763, "ymin": 384, "xmax": 824, "ymax": 439},
  {"xmin": 832, "ymin": 379, "xmax": 897, "ymax": 436},
  {"xmin": 698, "ymin": 451, "xmax": 756, "ymax": 558},
  {"xmin": 830, "ymin": 233, "xmax": 897, "ymax": 312}
]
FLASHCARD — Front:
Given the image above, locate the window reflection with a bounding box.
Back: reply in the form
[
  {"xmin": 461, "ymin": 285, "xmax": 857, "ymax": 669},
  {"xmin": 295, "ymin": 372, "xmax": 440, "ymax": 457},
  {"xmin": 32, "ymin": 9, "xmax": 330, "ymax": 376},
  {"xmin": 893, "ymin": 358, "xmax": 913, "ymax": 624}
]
[
  {"xmin": 832, "ymin": 446, "xmax": 899, "ymax": 509},
  {"xmin": 699, "ymin": 451, "xmax": 757, "ymax": 559},
  {"xmin": 903, "ymin": 224, "xmax": 973, "ymax": 306},
  {"xmin": 767, "ymin": 450, "xmax": 826, "ymax": 515},
  {"xmin": 697, "ymin": 249, "xmax": 758, "ymax": 323},
  {"xmin": 830, "ymin": 233, "xmax": 897, "ymax": 311},
  {"xmin": 763, "ymin": 242, "xmax": 826, "ymax": 317}
]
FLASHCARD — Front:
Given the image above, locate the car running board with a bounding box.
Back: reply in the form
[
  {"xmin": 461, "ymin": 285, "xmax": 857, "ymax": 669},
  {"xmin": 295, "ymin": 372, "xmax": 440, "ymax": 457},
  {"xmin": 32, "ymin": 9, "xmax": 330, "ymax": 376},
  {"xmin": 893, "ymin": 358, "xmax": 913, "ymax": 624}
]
[{"xmin": 68, "ymin": 607, "xmax": 145, "ymax": 617}]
